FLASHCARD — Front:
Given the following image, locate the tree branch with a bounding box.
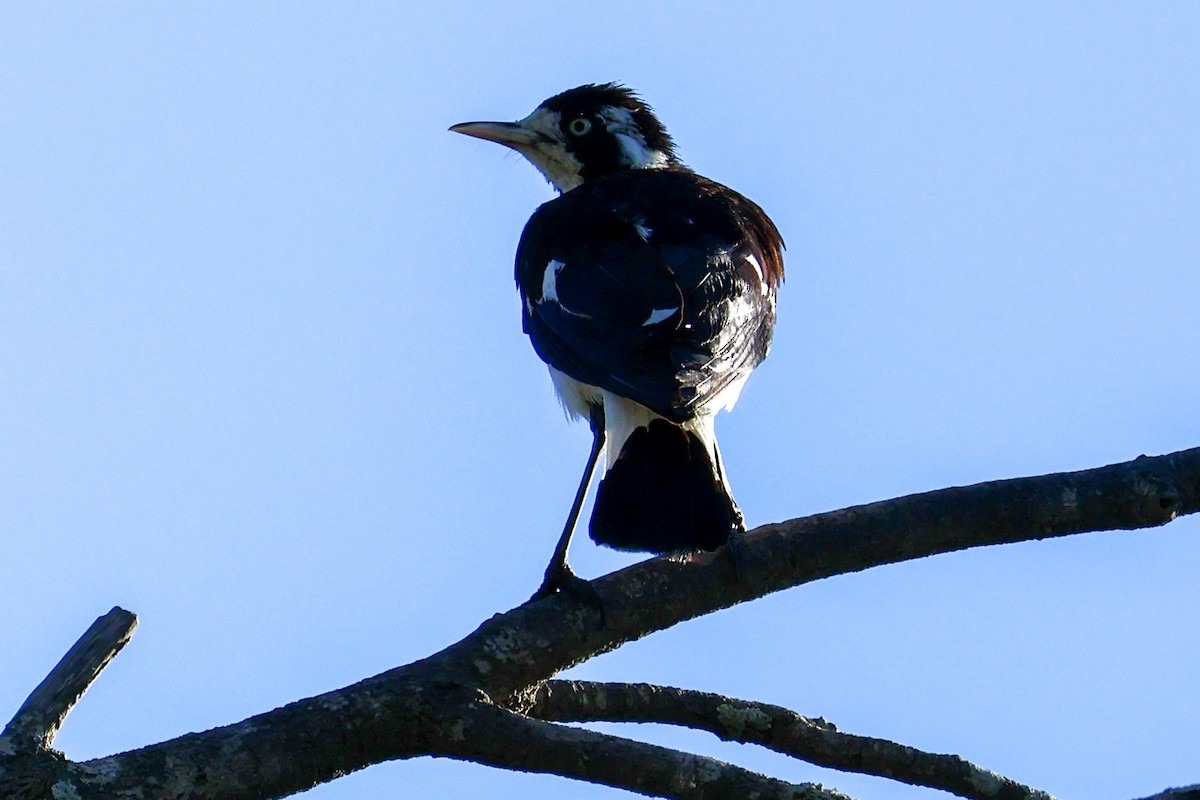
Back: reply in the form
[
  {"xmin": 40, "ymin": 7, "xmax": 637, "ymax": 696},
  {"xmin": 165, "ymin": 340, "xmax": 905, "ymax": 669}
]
[
  {"xmin": 1, "ymin": 447, "xmax": 1195, "ymax": 799},
  {"xmin": 0, "ymin": 607, "xmax": 138, "ymax": 754},
  {"xmin": 527, "ymin": 680, "xmax": 1054, "ymax": 800},
  {"xmin": 440, "ymin": 701, "xmax": 855, "ymax": 800},
  {"xmin": 451, "ymin": 446, "xmax": 1200, "ymax": 703},
  {"xmin": 1132, "ymin": 786, "xmax": 1200, "ymax": 800},
  {"xmin": 62, "ymin": 674, "xmax": 443, "ymax": 800}
]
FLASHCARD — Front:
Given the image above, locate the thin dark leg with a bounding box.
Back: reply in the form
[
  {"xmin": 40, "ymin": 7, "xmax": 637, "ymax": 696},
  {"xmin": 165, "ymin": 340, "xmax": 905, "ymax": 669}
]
[{"xmin": 529, "ymin": 405, "xmax": 605, "ymax": 617}]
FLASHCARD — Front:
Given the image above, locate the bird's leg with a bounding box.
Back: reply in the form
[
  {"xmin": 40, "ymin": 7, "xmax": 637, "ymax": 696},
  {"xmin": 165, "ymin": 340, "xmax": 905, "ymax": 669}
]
[{"xmin": 529, "ymin": 405, "xmax": 605, "ymax": 615}]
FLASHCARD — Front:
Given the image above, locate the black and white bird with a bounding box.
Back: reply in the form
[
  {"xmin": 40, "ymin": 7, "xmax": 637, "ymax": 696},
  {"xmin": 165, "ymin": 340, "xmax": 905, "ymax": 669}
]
[{"xmin": 451, "ymin": 84, "xmax": 784, "ymax": 600}]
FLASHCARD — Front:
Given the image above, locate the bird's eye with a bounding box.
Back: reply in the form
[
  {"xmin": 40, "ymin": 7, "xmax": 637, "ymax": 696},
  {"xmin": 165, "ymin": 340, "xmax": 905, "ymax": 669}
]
[{"xmin": 567, "ymin": 117, "xmax": 593, "ymax": 137}]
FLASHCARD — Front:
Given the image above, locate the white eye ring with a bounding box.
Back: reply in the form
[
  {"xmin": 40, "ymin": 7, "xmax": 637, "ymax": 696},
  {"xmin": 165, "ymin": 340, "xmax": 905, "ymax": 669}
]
[{"xmin": 567, "ymin": 117, "xmax": 592, "ymax": 137}]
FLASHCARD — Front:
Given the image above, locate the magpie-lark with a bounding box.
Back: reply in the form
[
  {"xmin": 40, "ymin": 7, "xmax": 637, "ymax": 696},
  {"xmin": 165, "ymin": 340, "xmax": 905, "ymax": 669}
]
[{"xmin": 452, "ymin": 83, "xmax": 784, "ymax": 602}]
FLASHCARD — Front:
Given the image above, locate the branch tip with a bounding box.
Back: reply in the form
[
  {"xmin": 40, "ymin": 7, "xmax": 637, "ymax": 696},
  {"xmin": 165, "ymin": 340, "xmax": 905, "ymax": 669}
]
[{"xmin": 1, "ymin": 606, "xmax": 138, "ymax": 752}]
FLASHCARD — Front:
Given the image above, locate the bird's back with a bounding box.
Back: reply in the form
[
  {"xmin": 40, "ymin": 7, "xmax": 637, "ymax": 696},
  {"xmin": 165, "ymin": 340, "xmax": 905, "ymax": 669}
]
[{"xmin": 516, "ymin": 167, "xmax": 784, "ymax": 423}]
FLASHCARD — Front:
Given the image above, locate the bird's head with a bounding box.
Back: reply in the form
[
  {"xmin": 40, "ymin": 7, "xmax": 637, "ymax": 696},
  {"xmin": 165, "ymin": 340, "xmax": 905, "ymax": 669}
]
[{"xmin": 451, "ymin": 83, "xmax": 679, "ymax": 193}]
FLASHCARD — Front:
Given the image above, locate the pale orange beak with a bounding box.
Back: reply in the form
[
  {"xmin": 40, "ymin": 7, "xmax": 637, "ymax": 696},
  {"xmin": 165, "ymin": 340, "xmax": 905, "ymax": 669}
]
[{"xmin": 449, "ymin": 121, "xmax": 542, "ymax": 150}]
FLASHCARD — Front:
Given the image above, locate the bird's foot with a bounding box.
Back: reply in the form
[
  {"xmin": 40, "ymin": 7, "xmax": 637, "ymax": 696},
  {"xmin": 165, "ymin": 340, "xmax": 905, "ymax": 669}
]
[{"xmin": 528, "ymin": 561, "xmax": 606, "ymax": 625}]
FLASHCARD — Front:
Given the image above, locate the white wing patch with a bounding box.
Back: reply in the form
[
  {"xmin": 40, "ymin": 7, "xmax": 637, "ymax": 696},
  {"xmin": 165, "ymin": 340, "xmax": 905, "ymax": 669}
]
[
  {"xmin": 632, "ymin": 217, "xmax": 653, "ymax": 241},
  {"xmin": 541, "ymin": 259, "xmax": 566, "ymax": 303},
  {"xmin": 538, "ymin": 259, "xmax": 590, "ymax": 318},
  {"xmin": 641, "ymin": 307, "xmax": 678, "ymax": 326}
]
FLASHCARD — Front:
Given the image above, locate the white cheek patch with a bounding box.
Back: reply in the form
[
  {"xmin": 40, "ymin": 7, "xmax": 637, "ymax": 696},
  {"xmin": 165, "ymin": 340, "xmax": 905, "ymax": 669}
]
[
  {"xmin": 526, "ymin": 148, "xmax": 585, "ymax": 193},
  {"xmin": 599, "ymin": 107, "xmax": 671, "ymax": 170},
  {"xmin": 512, "ymin": 108, "xmax": 584, "ymax": 193},
  {"xmin": 614, "ymin": 132, "xmax": 671, "ymax": 169}
]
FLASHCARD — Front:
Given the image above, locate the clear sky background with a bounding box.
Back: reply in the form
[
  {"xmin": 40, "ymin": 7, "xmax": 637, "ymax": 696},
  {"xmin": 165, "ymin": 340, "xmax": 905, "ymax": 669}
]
[{"xmin": 2, "ymin": 4, "xmax": 1197, "ymax": 799}]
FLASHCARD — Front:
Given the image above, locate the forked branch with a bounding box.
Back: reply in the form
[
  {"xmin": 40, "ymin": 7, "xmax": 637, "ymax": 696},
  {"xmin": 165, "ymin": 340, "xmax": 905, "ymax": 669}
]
[
  {"xmin": 442, "ymin": 701, "xmax": 853, "ymax": 800},
  {"xmin": 528, "ymin": 680, "xmax": 1055, "ymax": 800},
  {"xmin": 0, "ymin": 447, "xmax": 1196, "ymax": 800}
]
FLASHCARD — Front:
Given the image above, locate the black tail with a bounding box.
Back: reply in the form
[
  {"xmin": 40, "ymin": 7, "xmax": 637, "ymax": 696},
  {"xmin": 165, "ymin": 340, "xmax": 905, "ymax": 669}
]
[{"xmin": 589, "ymin": 419, "xmax": 743, "ymax": 554}]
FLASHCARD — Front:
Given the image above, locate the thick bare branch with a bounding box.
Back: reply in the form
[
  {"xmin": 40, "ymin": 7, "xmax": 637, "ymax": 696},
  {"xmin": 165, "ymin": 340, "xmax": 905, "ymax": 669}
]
[
  {"xmin": 2, "ymin": 447, "xmax": 1195, "ymax": 800},
  {"xmin": 452, "ymin": 446, "xmax": 1200, "ymax": 702},
  {"xmin": 527, "ymin": 680, "xmax": 1054, "ymax": 800},
  {"xmin": 441, "ymin": 701, "xmax": 855, "ymax": 800},
  {"xmin": 0, "ymin": 607, "xmax": 138, "ymax": 754},
  {"xmin": 61, "ymin": 675, "xmax": 444, "ymax": 800}
]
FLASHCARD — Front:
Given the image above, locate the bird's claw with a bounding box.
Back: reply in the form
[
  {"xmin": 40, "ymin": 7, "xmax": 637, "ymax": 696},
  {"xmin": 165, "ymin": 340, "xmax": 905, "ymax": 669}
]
[{"xmin": 529, "ymin": 563, "xmax": 606, "ymax": 626}]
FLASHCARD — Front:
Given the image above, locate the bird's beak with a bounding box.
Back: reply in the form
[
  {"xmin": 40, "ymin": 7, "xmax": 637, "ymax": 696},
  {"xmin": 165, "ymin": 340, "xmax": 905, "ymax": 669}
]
[{"xmin": 449, "ymin": 120, "xmax": 542, "ymax": 150}]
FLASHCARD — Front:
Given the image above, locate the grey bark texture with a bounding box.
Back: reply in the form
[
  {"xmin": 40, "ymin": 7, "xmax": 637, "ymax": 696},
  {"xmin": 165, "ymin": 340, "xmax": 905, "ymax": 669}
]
[{"xmin": 1, "ymin": 446, "xmax": 1196, "ymax": 800}]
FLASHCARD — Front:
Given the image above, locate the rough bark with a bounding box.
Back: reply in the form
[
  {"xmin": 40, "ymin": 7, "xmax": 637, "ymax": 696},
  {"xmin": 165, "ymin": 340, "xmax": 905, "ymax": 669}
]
[
  {"xmin": 0, "ymin": 446, "xmax": 1196, "ymax": 800},
  {"xmin": 527, "ymin": 681, "xmax": 1055, "ymax": 800}
]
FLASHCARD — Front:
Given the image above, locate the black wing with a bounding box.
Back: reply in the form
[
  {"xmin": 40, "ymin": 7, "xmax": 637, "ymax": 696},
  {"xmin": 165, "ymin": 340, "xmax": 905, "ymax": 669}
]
[{"xmin": 515, "ymin": 169, "xmax": 784, "ymax": 422}]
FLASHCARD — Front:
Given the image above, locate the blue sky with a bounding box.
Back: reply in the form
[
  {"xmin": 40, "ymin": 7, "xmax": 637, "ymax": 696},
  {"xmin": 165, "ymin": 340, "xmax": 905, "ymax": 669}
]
[{"xmin": 2, "ymin": 4, "xmax": 1196, "ymax": 799}]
